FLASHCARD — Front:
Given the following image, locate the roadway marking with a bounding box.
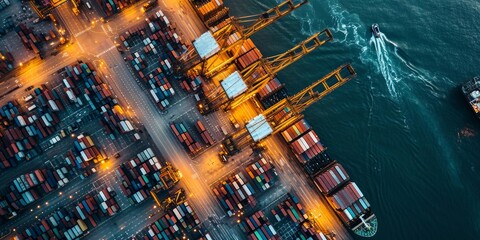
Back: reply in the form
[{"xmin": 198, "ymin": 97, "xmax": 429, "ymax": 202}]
[
  {"xmin": 96, "ymin": 46, "xmax": 117, "ymax": 58},
  {"xmin": 74, "ymin": 26, "xmax": 95, "ymax": 37}
]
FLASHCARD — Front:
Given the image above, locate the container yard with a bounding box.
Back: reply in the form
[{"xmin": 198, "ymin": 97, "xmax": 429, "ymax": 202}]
[
  {"xmin": 212, "ymin": 156, "xmax": 279, "ymax": 218},
  {"xmin": 119, "ymin": 10, "xmax": 188, "ymax": 111},
  {"xmin": 116, "ymin": 148, "xmax": 179, "ymax": 204},
  {"xmin": 0, "ymin": 60, "xmax": 140, "ymax": 227},
  {"xmin": 239, "ymin": 210, "xmax": 280, "ymax": 240},
  {"xmin": 133, "ymin": 201, "xmax": 201, "ymax": 240},
  {"xmin": 12, "ymin": 187, "xmax": 121, "ymax": 240}
]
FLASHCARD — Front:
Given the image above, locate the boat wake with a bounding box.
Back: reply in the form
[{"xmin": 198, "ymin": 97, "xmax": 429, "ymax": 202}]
[{"xmin": 371, "ymin": 33, "xmax": 401, "ymax": 97}]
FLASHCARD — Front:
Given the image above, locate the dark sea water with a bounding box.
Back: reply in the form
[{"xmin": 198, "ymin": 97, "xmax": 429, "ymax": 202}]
[{"xmin": 225, "ymin": 0, "xmax": 480, "ymax": 239}]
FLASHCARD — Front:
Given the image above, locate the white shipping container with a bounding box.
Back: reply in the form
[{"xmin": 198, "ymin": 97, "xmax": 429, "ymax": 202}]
[
  {"xmin": 99, "ymin": 191, "xmax": 107, "ymax": 202},
  {"xmin": 125, "ymin": 120, "xmax": 134, "ymax": 131},
  {"xmin": 63, "ymin": 79, "xmax": 71, "ymax": 88}
]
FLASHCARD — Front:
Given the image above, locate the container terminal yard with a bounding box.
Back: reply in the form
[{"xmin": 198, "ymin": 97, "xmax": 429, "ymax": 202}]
[{"xmin": 0, "ymin": 0, "xmax": 377, "ymax": 239}]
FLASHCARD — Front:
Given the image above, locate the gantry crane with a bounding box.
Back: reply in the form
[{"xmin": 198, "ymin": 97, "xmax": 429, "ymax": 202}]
[
  {"xmin": 197, "ymin": 30, "xmax": 333, "ymax": 115},
  {"xmin": 180, "ymin": 0, "xmax": 308, "ymax": 72},
  {"xmin": 220, "ymin": 64, "xmax": 357, "ymax": 156},
  {"xmin": 151, "ymin": 188, "xmax": 186, "ymax": 210},
  {"xmin": 30, "ymin": 0, "xmax": 68, "ymax": 19}
]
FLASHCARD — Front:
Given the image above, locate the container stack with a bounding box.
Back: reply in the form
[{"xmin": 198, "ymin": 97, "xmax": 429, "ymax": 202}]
[
  {"xmin": 256, "ymin": 78, "xmax": 288, "ymax": 109},
  {"xmin": 212, "ymin": 172, "xmax": 256, "ymax": 217},
  {"xmin": 0, "ymin": 51, "xmax": 14, "ymax": 78},
  {"xmin": 64, "ymin": 62, "xmax": 134, "ymax": 135},
  {"xmin": 245, "ymin": 158, "xmax": 277, "ymax": 191},
  {"xmin": 271, "ymin": 193, "xmax": 307, "ymax": 224},
  {"xmin": 280, "ymin": 119, "xmax": 311, "ymax": 143},
  {"xmin": 235, "ymin": 48, "xmax": 263, "ymax": 71},
  {"xmin": 239, "ymin": 210, "xmax": 279, "ymax": 240},
  {"xmin": 0, "ymin": 197, "xmax": 16, "ymax": 219},
  {"xmin": 73, "ymin": 134, "xmax": 103, "ymax": 163},
  {"xmin": 0, "ymin": 102, "xmax": 39, "ymax": 165},
  {"xmin": 94, "ymin": 187, "xmax": 119, "ymax": 216},
  {"xmin": 170, "ymin": 122, "xmax": 201, "ymax": 155},
  {"xmin": 147, "ymin": 67, "xmax": 174, "ymax": 110},
  {"xmin": 297, "ymin": 220, "xmax": 329, "ymax": 240},
  {"xmin": 181, "ymin": 73, "xmax": 203, "ymax": 93},
  {"xmin": 195, "ymin": 119, "xmax": 214, "ymax": 146},
  {"xmin": 127, "ymin": 51, "xmax": 147, "ymax": 78},
  {"xmin": 190, "ymin": 0, "xmax": 229, "ymax": 27},
  {"xmin": 2, "ymin": 167, "xmax": 73, "ymax": 212},
  {"xmin": 280, "ymin": 118, "xmax": 333, "ymax": 171},
  {"xmin": 0, "ymin": 0, "xmax": 11, "ymax": 11},
  {"xmin": 289, "ymin": 129, "xmax": 326, "ymax": 164},
  {"xmin": 65, "ymin": 134, "xmax": 104, "ymax": 177},
  {"xmin": 313, "ymin": 162, "xmax": 349, "ymax": 195},
  {"xmin": 99, "ymin": 0, "xmax": 140, "ymax": 16},
  {"xmin": 61, "ymin": 76, "xmax": 83, "ymax": 106},
  {"xmin": 14, "ymin": 188, "xmax": 121, "ymax": 240},
  {"xmin": 134, "ymin": 201, "xmax": 201, "ymax": 240},
  {"xmin": 116, "ymin": 148, "xmax": 173, "ymax": 204},
  {"xmin": 326, "ymin": 182, "xmax": 371, "ymax": 224},
  {"xmin": 33, "ymin": 84, "xmax": 65, "ymax": 113},
  {"xmin": 16, "ymin": 23, "xmax": 41, "ymax": 55}
]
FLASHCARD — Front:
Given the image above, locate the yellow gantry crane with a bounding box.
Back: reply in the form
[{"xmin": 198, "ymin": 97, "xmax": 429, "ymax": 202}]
[
  {"xmin": 198, "ymin": 30, "xmax": 333, "ymax": 115},
  {"xmin": 151, "ymin": 188, "xmax": 186, "ymax": 210},
  {"xmin": 181, "ymin": 0, "xmax": 308, "ymax": 72},
  {"xmin": 220, "ymin": 64, "xmax": 357, "ymax": 156},
  {"xmin": 29, "ymin": 0, "xmax": 69, "ymax": 19}
]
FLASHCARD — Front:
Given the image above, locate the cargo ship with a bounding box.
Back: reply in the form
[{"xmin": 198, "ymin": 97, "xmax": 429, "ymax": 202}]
[
  {"xmin": 461, "ymin": 76, "xmax": 480, "ymax": 119},
  {"xmin": 278, "ymin": 113, "xmax": 378, "ymax": 237}
]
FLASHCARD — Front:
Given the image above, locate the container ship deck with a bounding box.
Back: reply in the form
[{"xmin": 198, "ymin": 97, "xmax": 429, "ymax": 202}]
[{"xmin": 461, "ymin": 76, "xmax": 480, "ymax": 119}]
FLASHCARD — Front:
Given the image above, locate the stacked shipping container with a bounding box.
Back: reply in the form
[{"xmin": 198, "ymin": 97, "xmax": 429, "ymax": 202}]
[
  {"xmin": 63, "ymin": 62, "xmax": 134, "ymax": 135},
  {"xmin": 116, "ymin": 148, "xmax": 176, "ymax": 204},
  {"xmin": 245, "ymin": 158, "xmax": 277, "ymax": 191},
  {"xmin": 280, "ymin": 117, "xmax": 374, "ymax": 227},
  {"xmin": 239, "ymin": 210, "xmax": 279, "ymax": 240},
  {"xmin": 147, "ymin": 67, "xmax": 175, "ymax": 110},
  {"xmin": 327, "ymin": 182, "xmax": 371, "ymax": 224},
  {"xmin": 235, "ymin": 48, "xmax": 262, "ymax": 71},
  {"xmin": 16, "ymin": 23, "xmax": 41, "ymax": 55},
  {"xmin": 1, "ymin": 167, "xmax": 73, "ymax": 215},
  {"xmin": 190, "ymin": 0, "xmax": 229, "ymax": 27},
  {"xmin": 270, "ymin": 193, "xmax": 306, "ymax": 224},
  {"xmin": 212, "ymin": 172, "xmax": 256, "ymax": 217},
  {"xmin": 0, "ymin": 51, "xmax": 14, "ymax": 78},
  {"xmin": 14, "ymin": 188, "xmax": 121, "ymax": 240},
  {"xmin": 195, "ymin": 119, "xmax": 214, "ymax": 146},
  {"xmin": 170, "ymin": 122, "xmax": 201, "ymax": 154},
  {"xmin": 134, "ymin": 201, "xmax": 201, "ymax": 240},
  {"xmin": 313, "ymin": 163, "xmax": 349, "ymax": 195},
  {"xmin": 98, "ymin": 0, "xmax": 140, "ymax": 16},
  {"xmin": 121, "ymin": 11, "xmax": 188, "ymax": 110}
]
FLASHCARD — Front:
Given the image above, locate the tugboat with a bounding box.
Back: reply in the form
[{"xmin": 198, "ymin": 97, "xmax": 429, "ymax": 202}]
[
  {"xmin": 461, "ymin": 77, "xmax": 480, "ymax": 119},
  {"xmin": 371, "ymin": 24, "xmax": 381, "ymax": 38}
]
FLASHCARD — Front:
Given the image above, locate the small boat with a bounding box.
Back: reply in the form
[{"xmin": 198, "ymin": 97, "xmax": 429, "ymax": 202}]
[
  {"xmin": 371, "ymin": 24, "xmax": 381, "ymax": 38},
  {"xmin": 461, "ymin": 77, "xmax": 480, "ymax": 119}
]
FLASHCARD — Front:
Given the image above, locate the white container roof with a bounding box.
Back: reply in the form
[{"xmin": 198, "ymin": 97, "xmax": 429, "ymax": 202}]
[
  {"xmin": 221, "ymin": 71, "xmax": 247, "ymax": 99},
  {"xmin": 246, "ymin": 114, "xmax": 273, "ymax": 142},
  {"xmin": 193, "ymin": 31, "xmax": 220, "ymax": 59}
]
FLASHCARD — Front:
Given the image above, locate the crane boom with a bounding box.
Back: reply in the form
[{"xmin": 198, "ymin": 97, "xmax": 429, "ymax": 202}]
[
  {"xmin": 225, "ymin": 29, "xmax": 333, "ymax": 110},
  {"xmin": 200, "ymin": 31, "xmax": 332, "ymax": 114},
  {"xmin": 203, "ymin": 0, "xmax": 308, "ymax": 76},
  {"xmin": 221, "ymin": 64, "xmax": 356, "ymax": 155},
  {"xmin": 183, "ymin": 0, "xmax": 307, "ymax": 73}
]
